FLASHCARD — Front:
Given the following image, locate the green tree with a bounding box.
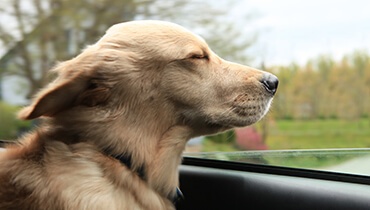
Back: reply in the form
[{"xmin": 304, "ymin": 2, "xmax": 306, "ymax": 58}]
[
  {"xmin": 272, "ymin": 50, "xmax": 370, "ymax": 120},
  {"xmin": 269, "ymin": 63, "xmax": 299, "ymax": 119},
  {"xmin": 0, "ymin": 0, "xmax": 140, "ymax": 98},
  {"xmin": 348, "ymin": 50, "xmax": 369, "ymax": 117}
]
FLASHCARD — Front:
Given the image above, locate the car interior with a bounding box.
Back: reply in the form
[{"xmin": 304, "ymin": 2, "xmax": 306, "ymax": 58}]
[{"xmin": 176, "ymin": 157, "xmax": 370, "ymax": 210}]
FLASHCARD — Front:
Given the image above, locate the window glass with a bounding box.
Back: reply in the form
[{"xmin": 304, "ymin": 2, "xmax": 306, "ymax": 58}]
[{"xmin": 0, "ymin": 0, "xmax": 369, "ymax": 176}]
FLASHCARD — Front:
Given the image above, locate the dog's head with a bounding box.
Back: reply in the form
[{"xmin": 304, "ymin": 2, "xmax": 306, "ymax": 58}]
[{"xmin": 18, "ymin": 20, "xmax": 278, "ymax": 137}]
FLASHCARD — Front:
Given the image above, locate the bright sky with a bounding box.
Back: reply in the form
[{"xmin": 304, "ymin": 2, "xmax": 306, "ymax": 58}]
[{"xmin": 238, "ymin": 0, "xmax": 370, "ymax": 66}]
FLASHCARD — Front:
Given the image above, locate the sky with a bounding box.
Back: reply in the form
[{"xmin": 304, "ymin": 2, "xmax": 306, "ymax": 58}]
[
  {"xmin": 2, "ymin": 0, "xmax": 370, "ymax": 104},
  {"xmin": 237, "ymin": 0, "xmax": 370, "ymax": 66}
]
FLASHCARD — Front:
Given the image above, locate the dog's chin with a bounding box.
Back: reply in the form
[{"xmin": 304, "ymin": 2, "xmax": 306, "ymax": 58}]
[
  {"xmin": 204, "ymin": 122, "xmax": 232, "ymax": 134},
  {"xmin": 180, "ymin": 112, "xmax": 265, "ymax": 137},
  {"xmin": 206, "ymin": 117, "xmax": 262, "ymax": 133}
]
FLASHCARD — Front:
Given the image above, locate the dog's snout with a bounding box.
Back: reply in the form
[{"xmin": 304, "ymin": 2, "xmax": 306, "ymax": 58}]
[{"xmin": 261, "ymin": 73, "xmax": 279, "ymax": 95}]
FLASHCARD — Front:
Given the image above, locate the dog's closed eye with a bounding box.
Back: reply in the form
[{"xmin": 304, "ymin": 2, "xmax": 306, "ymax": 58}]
[{"xmin": 189, "ymin": 54, "xmax": 209, "ymax": 60}]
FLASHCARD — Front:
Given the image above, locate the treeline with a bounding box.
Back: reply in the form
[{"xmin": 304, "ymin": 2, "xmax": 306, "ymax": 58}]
[{"xmin": 269, "ymin": 50, "xmax": 370, "ymax": 120}]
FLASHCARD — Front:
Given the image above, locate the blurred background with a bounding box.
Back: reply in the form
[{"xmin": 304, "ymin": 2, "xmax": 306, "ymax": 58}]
[{"xmin": 0, "ymin": 0, "xmax": 369, "ymax": 157}]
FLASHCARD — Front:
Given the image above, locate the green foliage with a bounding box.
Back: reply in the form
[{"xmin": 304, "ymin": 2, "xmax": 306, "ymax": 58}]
[
  {"xmin": 271, "ymin": 50, "xmax": 370, "ymax": 120},
  {"xmin": 202, "ymin": 130, "xmax": 237, "ymax": 152},
  {"xmin": 201, "ymin": 140, "xmax": 238, "ymax": 152},
  {"xmin": 205, "ymin": 130, "xmax": 235, "ymax": 144},
  {"xmin": 0, "ymin": 101, "xmax": 31, "ymax": 140}
]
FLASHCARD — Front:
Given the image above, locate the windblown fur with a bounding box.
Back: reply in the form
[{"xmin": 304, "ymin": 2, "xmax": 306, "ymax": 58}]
[{"xmin": 0, "ymin": 20, "xmax": 277, "ymax": 210}]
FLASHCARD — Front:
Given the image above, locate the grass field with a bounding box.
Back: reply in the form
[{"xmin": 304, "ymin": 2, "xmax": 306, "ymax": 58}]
[
  {"xmin": 202, "ymin": 118, "xmax": 370, "ymax": 152},
  {"xmin": 266, "ymin": 118, "xmax": 370, "ymax": 150},
  {"xmin": 198, "ymin": 118, "xmax": 370, "ymax": 169}
]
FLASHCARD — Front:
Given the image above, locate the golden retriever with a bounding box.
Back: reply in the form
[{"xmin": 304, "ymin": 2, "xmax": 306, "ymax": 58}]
[{"xmin": 0, "ymin": 20, "xmax": 278, "ymax": 210}]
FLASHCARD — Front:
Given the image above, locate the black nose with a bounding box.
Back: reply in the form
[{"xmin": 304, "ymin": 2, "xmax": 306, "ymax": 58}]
[{"xmin": 261, "ymin": 73, "xmax": 279, "ymax": 95}]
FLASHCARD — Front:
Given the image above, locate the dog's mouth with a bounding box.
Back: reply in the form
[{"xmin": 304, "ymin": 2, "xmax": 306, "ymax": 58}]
[
  {"xmin": 179, "ymin": 99, "xmax": 273, "ymax": 136},
  {"xmin": 233, "ymin": 105, "xmax": 263, "ymax": 118},
  {"xmin": 221, "ymin": 103, "xmax": 272, "ymax": 129}
]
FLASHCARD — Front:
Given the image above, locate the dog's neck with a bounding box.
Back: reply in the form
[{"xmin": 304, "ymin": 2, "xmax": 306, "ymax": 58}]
[
  {"xmin": 144, "ymin": 125, "xmax": 192, "ymax": 198},
  {"xmin": 103, "ymin": 123, "xmax": 192, "ymax": 199},
  {"xmin": 50, "ymin": 105, "xmax": 192, "ymax": 200}
]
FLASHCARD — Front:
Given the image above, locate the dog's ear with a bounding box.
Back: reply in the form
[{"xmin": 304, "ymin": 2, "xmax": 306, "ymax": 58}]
[
  {"xmin": 18, "ymin": 78, "xmax": 87, "ymax": 120},
  {"xmin": 18, "ymin": 63, "xmax": 112, "ymax": 120}
]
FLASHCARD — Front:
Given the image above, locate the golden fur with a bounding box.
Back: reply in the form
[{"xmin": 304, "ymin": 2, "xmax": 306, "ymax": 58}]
[{"xmin": 0, "ymin": 20, "xmax": 277, "ymax": 210}]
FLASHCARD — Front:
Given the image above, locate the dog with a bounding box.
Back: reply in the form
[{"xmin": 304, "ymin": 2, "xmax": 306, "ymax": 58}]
[{"xmin": 0, "ymin": 20, "xmax": 278, "ymax": 210}]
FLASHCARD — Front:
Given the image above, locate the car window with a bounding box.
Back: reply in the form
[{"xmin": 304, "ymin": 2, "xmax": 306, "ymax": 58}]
[
  {"xmin": 183, "ymin": 0, "xmax": 370, "ymax": 176},
  {"xmin": 0, "ymin": 0, "xmax": 369, "ymax": 177}
]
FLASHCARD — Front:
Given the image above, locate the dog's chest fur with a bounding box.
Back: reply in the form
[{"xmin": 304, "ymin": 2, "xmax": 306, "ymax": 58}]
[{"xmin": 0, "ymin": 135, "xmax": 175, "ymax": 210}]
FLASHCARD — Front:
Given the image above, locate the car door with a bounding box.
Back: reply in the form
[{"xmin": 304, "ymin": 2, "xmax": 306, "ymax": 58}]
[{"xmin": 176, "ymin": 154, "xmax": 370, "ymax": 210}]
